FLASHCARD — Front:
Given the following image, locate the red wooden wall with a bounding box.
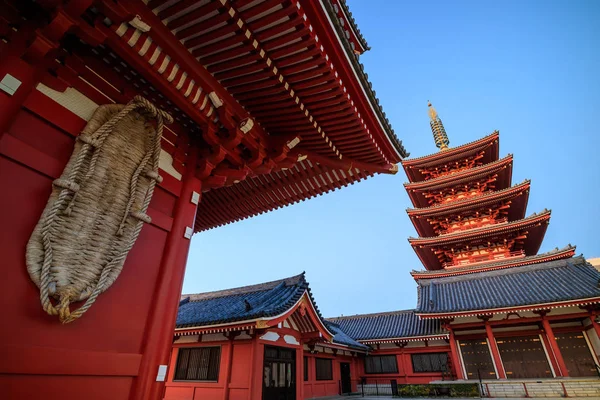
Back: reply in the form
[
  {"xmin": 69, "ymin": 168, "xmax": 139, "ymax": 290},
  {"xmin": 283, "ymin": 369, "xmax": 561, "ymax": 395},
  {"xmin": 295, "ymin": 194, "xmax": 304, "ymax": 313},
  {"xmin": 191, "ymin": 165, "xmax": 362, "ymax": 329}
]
[{"xmin": 0, "ymin": 54, "xmax": 190, "ymax": 400}]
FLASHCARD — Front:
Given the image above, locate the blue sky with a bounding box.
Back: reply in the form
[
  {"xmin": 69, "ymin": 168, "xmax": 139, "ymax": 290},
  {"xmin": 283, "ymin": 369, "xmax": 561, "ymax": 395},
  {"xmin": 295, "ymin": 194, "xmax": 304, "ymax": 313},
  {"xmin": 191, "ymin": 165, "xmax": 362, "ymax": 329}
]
[{"xmin": 183, "ymin": 0, "xmax": 600, "ymax": 317}]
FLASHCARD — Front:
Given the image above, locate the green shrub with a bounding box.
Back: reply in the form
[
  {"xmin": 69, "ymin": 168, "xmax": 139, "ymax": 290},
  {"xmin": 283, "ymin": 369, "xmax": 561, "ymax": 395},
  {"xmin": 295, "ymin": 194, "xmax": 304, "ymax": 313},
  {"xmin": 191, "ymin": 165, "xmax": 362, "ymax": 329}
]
[{"xmin": 395, "ymin": 383, "xmax": 480, "ymax": 397}]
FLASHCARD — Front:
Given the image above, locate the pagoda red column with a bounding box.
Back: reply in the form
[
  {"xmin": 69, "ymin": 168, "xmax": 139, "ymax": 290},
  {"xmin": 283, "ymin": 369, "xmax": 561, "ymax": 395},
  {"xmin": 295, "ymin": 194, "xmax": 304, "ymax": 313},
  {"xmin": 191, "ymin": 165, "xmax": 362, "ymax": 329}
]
[
  {"xmin": 590, "ymin": 313, "xmax": 600, "ymax": 340},
  {"xmin": 446, "ymin": 326, "xmax": 465, "ymax": 380},
  {"xmin": 484, "ymin": 323, "xmax": 506, "ymax": 379},
  {"xmin": 130, "ymin": 146, "xmax": 202, "ymax": 400},
  {"xmin": 540, "ymin": 317, "xmax": 569, "ymax": 377}
]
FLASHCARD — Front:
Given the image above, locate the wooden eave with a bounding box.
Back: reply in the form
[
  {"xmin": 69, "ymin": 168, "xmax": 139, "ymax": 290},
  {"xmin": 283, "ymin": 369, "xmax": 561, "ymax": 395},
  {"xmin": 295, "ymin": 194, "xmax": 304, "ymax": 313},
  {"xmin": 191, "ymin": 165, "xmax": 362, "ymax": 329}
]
[
  {"xmin": 411, "ymin": 246, "xmax": 576, "ymax": 280},
  {"xmin": 407, "ymin": 180, "xmax": 531, "ymax": 237},
  {"xmin": 144, "ymin": 0, "xmax": 404, "ymax": 165},
  {"xmin": 410, "ymin": 210, "xmax": 551, "ymax": 270},
  {"xmin": 359, "ymin": 334, "xmax": 449, "ymax": 345},
  {"xmin": 402, "ymin": 131, "xmax": 500, "ymax": 182},
  {"xmin": 404, "ymin": 155, "xmax": 514, "ymax": 209},
  {"xmin": 88, "ymin": 0, "xmax": 405, "ymax": 233}
]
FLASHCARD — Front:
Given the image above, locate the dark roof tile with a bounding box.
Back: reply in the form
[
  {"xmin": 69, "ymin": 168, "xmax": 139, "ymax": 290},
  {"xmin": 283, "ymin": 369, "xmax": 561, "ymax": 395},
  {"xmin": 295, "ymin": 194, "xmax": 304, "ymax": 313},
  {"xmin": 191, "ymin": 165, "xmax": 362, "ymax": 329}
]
[
  {"xmin": 327, "ymin": 310, "xmax": 445, "ymax": 340},
  {"xmin": 416, "ymin": 256, "xmax": 600, "ymax": 314}
]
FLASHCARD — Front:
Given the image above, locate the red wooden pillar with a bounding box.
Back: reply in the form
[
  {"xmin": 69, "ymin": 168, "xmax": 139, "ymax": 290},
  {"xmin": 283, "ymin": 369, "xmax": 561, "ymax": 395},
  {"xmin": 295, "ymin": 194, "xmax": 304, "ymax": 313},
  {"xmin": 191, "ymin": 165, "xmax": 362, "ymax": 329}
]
[
  {"xmin": 130, "ymin": 146, "xmax": 202, "ymax": 400},
  {"xmin": 541, "ymin": 318, "xmax": 569, "ymax": 377},
  {"xmin": 296, "ymin": 346, "xmax": 305, "ymax": 400},
  {"xmin": 590, "ymin": 314, "xmax": 600, "ymax": 340},
  {"xmin": 485, "ymin": 323, "xmax": 506, "ymax": 379},
  {"xmin": 447, "ymin": 326, "xmax": 465, "ymax": 380},
  {"xmin": 223, "ymin": 337, "xmax": 236, "ymax": 400}
]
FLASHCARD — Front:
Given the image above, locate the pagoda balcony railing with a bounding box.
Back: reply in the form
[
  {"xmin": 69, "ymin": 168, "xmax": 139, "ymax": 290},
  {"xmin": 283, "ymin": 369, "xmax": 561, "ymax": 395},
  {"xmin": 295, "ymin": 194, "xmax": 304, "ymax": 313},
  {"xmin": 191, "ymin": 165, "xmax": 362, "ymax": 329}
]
[
  {"xmin": 444, "ymin": 250, "xmax": 526, "ymax": 268},
  {"xmin": 440, "ymin": 217, "xmax": 508, "ymax": 235}
]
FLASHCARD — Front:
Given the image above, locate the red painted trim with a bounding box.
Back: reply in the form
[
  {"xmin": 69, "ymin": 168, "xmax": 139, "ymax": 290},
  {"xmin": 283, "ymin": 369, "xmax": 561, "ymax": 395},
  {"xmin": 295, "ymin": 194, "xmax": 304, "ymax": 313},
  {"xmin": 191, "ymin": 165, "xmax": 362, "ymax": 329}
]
[
  {"xmin": 411, "ymin": 249, "xmax": 575, "ymax": 280},
  {"xmin": 410, "ymin": 211, "xmax": 550, "ymax": 246},
  {"xmin": 405, "ymin": 154, "xmax": 513, "ymax": 191},
  {"xmin": 402, "ymin": 131, "xmax": 499, "ymax": 166}
]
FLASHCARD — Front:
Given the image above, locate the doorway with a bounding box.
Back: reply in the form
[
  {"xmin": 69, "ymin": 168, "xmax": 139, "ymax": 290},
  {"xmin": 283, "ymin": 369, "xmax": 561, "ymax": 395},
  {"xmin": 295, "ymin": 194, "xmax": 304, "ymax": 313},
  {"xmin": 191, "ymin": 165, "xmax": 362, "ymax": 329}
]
[
  {"xmin": 340, "ymin": 362, "xmax": 351, "ymax": 394},
  {"xmin": 263, "ymin": 346, "xmax": 296, "ymax": 400}
]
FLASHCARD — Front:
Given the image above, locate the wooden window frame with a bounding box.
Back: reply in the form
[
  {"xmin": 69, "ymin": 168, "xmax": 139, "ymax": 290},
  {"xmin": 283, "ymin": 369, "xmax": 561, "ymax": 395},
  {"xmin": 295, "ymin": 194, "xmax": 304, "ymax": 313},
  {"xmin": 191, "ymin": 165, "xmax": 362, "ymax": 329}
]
[
  {"xmin": 174, "ymin": 346, "xmax": 221, "ymax": 382},
  {"xmin": 410, "ymin": 352, "xmax": 448, "ymax": 373},
  {"xmin": 364, "ymin": 355, "xmax": 399, "ymax": 374},
  {"xmin": 315, "ymin": 357, "xmax": 333, "ymax": 381}
]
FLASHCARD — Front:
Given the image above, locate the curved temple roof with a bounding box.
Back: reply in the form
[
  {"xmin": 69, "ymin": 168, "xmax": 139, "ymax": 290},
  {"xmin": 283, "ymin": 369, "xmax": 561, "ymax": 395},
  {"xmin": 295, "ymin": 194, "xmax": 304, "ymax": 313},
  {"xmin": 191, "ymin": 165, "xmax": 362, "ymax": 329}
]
[
  {"xmin": 177, "ymin": 273, "xmax": 366, "ymax": 350},
  {"xmin": 416, "ymin": 256, "xmax": 600, "ymax": 317}
]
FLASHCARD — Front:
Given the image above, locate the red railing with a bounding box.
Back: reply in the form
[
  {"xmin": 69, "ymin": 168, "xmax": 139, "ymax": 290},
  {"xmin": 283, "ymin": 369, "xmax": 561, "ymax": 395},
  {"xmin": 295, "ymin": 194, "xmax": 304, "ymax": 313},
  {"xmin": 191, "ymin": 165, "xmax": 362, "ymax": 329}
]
[
  {"xmin": 440, "ymin": 217, "xmax": 508, "ymax": 235},
  {"xmin": 444, "ymin": 250, "xmax": 526, "ymax": 268}
]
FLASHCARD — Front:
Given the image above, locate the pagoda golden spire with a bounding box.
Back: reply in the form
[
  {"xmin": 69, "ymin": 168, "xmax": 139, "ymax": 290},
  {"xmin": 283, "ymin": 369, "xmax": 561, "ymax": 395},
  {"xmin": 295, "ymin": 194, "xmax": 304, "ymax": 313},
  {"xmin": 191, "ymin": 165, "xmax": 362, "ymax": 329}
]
[{"xmin": 428, "ymin": 101, "xmax": 449, "ymax": 151}]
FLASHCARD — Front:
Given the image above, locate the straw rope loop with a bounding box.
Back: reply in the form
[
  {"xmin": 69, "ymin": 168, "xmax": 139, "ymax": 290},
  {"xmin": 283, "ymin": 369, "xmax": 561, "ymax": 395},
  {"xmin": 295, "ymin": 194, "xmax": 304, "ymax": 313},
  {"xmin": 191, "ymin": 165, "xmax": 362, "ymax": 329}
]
[{"xmin": 34, "ymin": 96, "xmax": 171, "ymax": 323}]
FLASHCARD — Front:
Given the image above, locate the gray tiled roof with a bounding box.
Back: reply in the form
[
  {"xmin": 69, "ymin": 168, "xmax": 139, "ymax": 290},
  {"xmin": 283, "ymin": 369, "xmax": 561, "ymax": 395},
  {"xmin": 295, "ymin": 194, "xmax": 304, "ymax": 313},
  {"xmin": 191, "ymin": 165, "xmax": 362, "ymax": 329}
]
[
  {"xmin": 327, "ymin": 310, "xmax": 445, "ymax": 340},
  {"xmin": 177, "ymin": 273, "xmax": 367, "ymax": 350},
  {"xmin": 416, "ymin": 256, "xmax": 600, "ymax": 314}
]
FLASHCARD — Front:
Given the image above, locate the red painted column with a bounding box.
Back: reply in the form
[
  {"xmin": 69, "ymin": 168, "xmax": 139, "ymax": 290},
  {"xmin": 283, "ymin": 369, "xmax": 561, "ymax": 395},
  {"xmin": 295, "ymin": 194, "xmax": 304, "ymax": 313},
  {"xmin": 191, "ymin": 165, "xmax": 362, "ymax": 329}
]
[
  {"xmin": 590, "ymin": 314, "xmax": 600, "ymax": 340},
  {"xmin": 541, "ymin": 318, "xmax": 569, "ymax": 377},
  {"xmin": 296, "ymin": 346, "xmax": 305, "ymax": 400},
  {"xmin": 130, "ymin": 146, "xmax": 202, "ymax": 400},
  {"xmin": 223, "ymin": 339, "xmax": 235, "ymax": 400},
  {"xmin": 447, "ymin": 327, "xmax": 465, "ymax": 380},
  {"xmin": 485, "ymin": 323, "xmax": 506, "ymax": 379}
]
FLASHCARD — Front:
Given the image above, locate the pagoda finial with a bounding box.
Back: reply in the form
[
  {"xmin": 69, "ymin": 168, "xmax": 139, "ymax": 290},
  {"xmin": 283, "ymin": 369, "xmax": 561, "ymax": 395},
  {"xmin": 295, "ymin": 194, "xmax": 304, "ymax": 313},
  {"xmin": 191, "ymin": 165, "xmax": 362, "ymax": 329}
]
[{"xmin": 428, "ymin": 101, "xmax": 449, "ymax": 151}]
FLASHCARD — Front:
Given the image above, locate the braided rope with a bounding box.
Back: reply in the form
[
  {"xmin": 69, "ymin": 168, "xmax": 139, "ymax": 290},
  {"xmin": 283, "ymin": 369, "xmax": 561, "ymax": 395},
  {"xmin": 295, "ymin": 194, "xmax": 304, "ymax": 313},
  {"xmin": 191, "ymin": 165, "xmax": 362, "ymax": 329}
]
[{"xmin": 33, "ymin": 96, "xmax": 172, "ymax": 323}]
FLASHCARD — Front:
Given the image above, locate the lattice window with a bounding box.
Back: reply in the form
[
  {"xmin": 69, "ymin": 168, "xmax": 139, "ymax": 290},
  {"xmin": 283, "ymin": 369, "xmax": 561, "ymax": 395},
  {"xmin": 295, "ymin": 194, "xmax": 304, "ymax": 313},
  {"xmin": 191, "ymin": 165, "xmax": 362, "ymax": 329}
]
[
  {"xmin": 174, "ymin": 347, "xmax": 221, "ymax": 381},
  {"xmin": 364, "ymin": 355, "xmax": 399, "ymax": 374},
  {"xmin": 411, "ymin": 352, "xmax": 449, "ymax": 373}
]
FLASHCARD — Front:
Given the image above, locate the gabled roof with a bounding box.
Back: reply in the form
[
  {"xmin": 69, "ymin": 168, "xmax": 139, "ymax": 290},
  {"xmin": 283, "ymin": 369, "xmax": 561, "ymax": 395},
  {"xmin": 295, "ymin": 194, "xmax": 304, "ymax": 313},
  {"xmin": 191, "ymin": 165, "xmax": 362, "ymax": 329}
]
[
  {"xmin": 411, "ymin": 245, "xmax": 577, "ymax": 279},
  {"xmin": 327, "ymin": 310, "xmax": 446, "ymax": 342},
  {"xmin": 177, "ymin": 273, "xmax": 310, "ymax": 328},
  {"xmin": 177, "ymin": 272, "xmax": 363, "ymax": 350},
  {"xmin": 415, "ymin": 256, "xmax": 600, "ymax": 317}
]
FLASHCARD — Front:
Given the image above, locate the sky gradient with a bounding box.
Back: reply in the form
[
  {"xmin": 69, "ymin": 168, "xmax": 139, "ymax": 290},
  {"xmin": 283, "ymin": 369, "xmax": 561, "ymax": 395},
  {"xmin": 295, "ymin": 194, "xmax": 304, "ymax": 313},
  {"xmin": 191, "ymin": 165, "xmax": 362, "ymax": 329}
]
[{"xmin": 183, "ymin": 0, "xmax": 600, "ymax": 318}]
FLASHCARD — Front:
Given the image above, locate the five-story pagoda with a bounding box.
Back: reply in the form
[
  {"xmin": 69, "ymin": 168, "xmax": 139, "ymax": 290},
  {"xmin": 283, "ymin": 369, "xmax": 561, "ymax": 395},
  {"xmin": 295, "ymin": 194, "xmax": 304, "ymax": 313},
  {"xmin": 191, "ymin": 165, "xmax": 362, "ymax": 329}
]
[{"xmin": 402, "ymin": 103, "xmax": 552, "ymax": 273}]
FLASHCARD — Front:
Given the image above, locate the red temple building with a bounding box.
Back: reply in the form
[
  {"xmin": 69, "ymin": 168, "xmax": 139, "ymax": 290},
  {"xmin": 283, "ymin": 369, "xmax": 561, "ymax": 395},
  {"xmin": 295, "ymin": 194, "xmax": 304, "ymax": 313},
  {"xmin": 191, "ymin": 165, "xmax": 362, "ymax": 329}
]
[{"xmin": 163, "ymin": 103, "xmax": 600, "ymax": 400}]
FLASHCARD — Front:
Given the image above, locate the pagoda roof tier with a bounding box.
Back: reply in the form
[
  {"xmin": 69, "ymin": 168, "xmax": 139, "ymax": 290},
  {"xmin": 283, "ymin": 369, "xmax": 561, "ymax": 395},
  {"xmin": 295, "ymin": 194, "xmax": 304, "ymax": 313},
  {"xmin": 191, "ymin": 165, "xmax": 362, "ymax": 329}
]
[
  {"xmin": 138, "ymin": 0, "xmax": 408, "ymax": 164},
  {"xmin": 402, "ymin": 131, "xmax": 499, "ymax": 182},
  {"xmin": 407, "ymin": 180, "xmax": 531, "ymax": 237},
  {"xmin": 411, "ymin": 245, "xmax": 576, "ymax": 280},
  {"xmin": 415, "ymin": 256, "xmax": 600, "ymax": 318},
  {"xmin": 409, "ymin": 210, "xmax": 551, "ymax": 270},
  {"xmin": 404, "ymin": 155, "xmax": 514, "ymax": 208}
]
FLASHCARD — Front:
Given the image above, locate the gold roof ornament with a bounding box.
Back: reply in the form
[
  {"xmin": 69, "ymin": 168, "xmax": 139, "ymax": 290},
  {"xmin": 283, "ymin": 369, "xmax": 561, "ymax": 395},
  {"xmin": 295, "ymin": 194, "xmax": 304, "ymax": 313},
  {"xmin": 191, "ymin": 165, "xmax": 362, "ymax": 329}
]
[{"xmin": 428, "ymin": 101, "xmax": 450, "ymax": 151}]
